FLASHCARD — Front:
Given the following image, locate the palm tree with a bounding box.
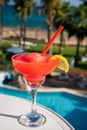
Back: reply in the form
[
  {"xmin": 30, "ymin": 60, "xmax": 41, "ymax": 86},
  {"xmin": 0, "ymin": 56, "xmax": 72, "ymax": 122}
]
[
  {"xmin": 0, "ymin": 0, "xmax": 8, "ymax": 48},
  {"xmin": 14, "ymin": 0, "xmax": 36, "ymax": 49},
  {"xmin": 41, "ymin": 0, "xmax": 61, "ymax": 54},
  {"xmin": 54, "ymin": 2, "xmax": 87, "ymax": 66},
  {"xmin": 67, "ymin": 6, "xmax": 87, "ymax": 66},
  {"xmin": 0, "ymin": 1, "xmax": 2, "ymax": 48},
  {"xmin": 80, "ymin": 0, "xmax": 87, "ymax": 56},
  {"xmin": 53, "ymin": 2, "xmax": 71, "ymax": 55},
  {"xmin": 80, "ymin": 0, "xmax": 87, "ymax": 4}
]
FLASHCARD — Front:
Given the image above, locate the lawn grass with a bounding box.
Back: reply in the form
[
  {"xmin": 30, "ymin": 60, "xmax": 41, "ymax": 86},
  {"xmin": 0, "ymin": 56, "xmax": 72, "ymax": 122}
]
[
  {"xmin": 26, "ymin": 42, "xmax": 45, "ymax": 52},
  {"xmin": 27, "ymin": 43, "xmax": 87, "ymax": 72},
  {"xmin": 26, "ymin": 42, "xmax": 85, "ymax": 58},
  {"xmin": 1, "ymin": 41, "xmax": 87, "ymax": 74}
]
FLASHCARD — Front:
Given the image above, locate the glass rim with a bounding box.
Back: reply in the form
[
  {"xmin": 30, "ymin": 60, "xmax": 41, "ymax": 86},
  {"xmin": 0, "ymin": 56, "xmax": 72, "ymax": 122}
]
[{"xmin": 12, "ymin": 53, "xmax": 55, "ymax": 65}]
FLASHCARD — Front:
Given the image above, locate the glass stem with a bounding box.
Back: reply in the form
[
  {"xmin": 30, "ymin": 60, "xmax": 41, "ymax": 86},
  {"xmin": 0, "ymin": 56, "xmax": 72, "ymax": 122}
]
[{"xmin": 31, "ymin": 87, "xmax": 37, "ymax": 114}]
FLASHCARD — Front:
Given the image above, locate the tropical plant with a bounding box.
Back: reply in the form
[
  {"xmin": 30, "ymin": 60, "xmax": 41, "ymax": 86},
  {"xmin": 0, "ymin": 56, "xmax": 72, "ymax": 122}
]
[
  {"xmin": 80, "ymin": 0, "xmax": 87, "ymax": 4},
  {"xmin": 66, "ymin": 6, "xmax": 87, "ymax": 66},
  {"xmin": 14, "ymin": 0, "xmax": 36, "ymax": 49},
  {"xmin": 54, "ymin": 2, "xmax": 87, "ymax": 66},
  {"xmin": 80, "ymin": 0, "xmax": 87, "ymax": 56},
  {"xmin": 0, "ymin": 0, "xmax": 8, "ymax": 48},
  {"xmin": 41, "ymin": 0, "xmax": 61, "ymax": 54},
  {"xmin": 53, "ymin": 2, "xmax": 71, "ymax": 55}
]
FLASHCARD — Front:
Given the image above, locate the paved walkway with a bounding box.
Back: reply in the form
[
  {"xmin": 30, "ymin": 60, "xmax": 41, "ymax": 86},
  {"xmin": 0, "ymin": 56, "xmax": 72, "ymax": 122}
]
[
  {"xmin": 3, "ymin": 27, "xmax": 87, "ymax": 46},
  {"xmin": 2, "ymin": 83, "xmax": 87, "ymax": 98}
]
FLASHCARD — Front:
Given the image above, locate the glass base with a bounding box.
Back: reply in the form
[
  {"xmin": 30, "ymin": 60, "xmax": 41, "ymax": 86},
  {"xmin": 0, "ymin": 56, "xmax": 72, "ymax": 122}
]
[{"xmin": 18, "ymin": 113, "xmax": 46, "ymax": 127}]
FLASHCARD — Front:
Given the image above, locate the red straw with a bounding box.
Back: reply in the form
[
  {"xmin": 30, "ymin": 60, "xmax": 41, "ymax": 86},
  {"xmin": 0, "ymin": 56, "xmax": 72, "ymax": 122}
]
[{"xmin": 41, "ymin": 25, "xmax": 64, "ymax": 56}]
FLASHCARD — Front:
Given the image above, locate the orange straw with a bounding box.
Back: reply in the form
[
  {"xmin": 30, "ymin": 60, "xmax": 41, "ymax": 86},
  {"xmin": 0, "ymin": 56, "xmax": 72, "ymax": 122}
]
[{"xmin": 41, "ymin": 25, "xmax": 64, "ymax": 56}]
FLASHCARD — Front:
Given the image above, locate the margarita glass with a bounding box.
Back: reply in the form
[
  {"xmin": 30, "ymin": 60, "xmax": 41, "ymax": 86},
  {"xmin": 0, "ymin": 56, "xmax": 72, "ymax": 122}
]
[
  {"xmin": 12, "ymin": 25, "xmax": 68, "ymax": 127},
  {"xmin": 12, "ymin": 52, "xmax": 58, "ymax": 127}
]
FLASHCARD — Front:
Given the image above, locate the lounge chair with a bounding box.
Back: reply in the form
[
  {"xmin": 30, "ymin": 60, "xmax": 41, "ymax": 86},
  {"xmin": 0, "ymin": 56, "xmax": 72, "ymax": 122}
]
[{"xmin": 77, "ymin": 81, "xmax": 87, "ymax": 89}]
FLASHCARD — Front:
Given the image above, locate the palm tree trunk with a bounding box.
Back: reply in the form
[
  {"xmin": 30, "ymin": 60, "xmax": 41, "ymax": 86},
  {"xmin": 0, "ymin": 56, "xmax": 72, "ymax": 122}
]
[
  {"xmin": 84, "ymin": 39, "xmax": 87, "ymax": 57},
  {"xmin": 0, "ymin": 4, "xmax": 2, "ymax": 49},
  {"xmin": 59, "ymin": 31, "xmax": 63, "ymax": 55},
  {"xmin": 22, "ymin": 17, "xmax": 26, "ymax": 50},
  {"xmin": 47, "ymin": 24, "xmax": 53, "ymax": 55},
  {"xmin": 74, "ymin": 38, "xmax": 81, "ymax": 66},
  {"xmin": 19, "ymin": 18, "xmax": 26, "ymax": 49},
  {"xmin": 19, "ymin": 24, "xmax": 23, "ymax": 47}
]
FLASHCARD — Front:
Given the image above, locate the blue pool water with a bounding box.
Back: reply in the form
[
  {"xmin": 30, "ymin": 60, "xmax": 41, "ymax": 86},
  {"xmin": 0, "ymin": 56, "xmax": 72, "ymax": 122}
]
[{"xmin": 0, "ymin": 87, "xmax": 87, "ymax": 130}]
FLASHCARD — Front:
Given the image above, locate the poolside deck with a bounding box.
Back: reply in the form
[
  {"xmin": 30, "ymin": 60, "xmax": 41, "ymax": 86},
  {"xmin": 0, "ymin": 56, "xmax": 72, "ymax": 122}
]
[{"xmin": 2, "ymin": 82, "xmax": 87, "ymax": 98}]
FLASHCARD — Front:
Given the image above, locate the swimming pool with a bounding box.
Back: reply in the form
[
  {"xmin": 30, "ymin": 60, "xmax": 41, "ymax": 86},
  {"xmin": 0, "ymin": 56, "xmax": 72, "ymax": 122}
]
[{"xmin": 0, "ymin": 87, "xmax": 87, "ymax": 130}]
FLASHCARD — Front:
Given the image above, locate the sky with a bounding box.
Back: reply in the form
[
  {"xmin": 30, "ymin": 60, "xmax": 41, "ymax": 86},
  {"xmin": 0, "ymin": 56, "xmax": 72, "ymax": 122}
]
[
  {"xmin": 8, "ymin": 0, "xmax": 82, "ymax": 7},
  {"xmin": 61, "ymin": 0, "xmax": 82, "ymax": 6},
  {"xmin": 35, "ymin": 0, "xmax": 82, "ymax": 6},
  {"xmin": 8, "ymin": 0, "xmax": 15, "ymax": 5}
]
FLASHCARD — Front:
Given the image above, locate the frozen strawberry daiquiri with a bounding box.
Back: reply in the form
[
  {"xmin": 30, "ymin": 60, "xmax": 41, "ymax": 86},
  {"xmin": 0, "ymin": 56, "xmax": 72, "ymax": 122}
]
[
  {"xmin": 12, "ymin": 25, "xmax": 69, "ymax": 127},
  {"xmin": 12, "ymin": 52, "xmax": 58, "ymax": 85},
  {"xmin": 12, "ymin": 52, "xmax": 58, "ymax": 127},
  {"xmin": 12, "ymin": 52, "xmax": 69, "ymax": 127}
]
